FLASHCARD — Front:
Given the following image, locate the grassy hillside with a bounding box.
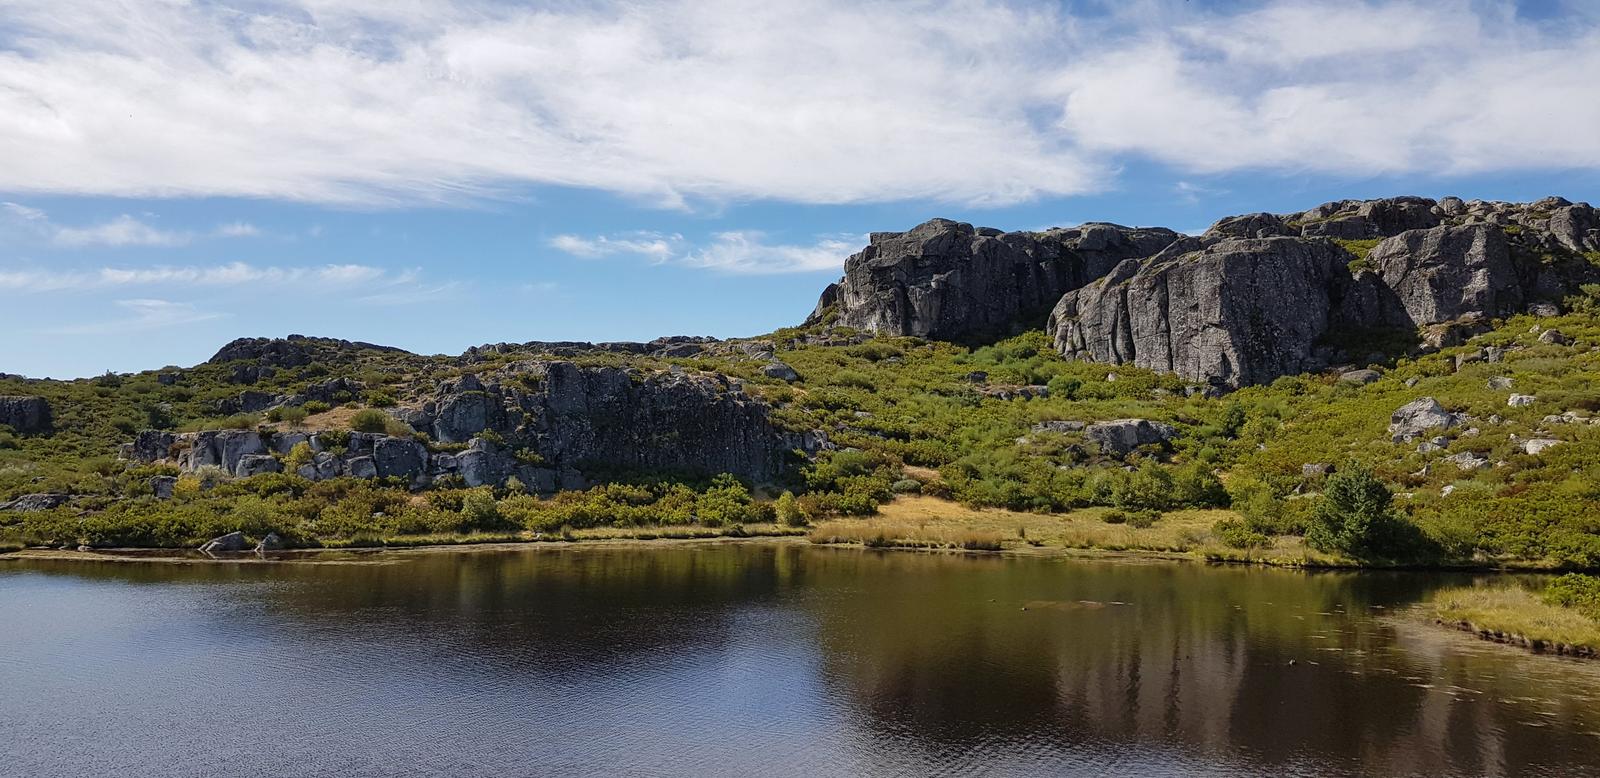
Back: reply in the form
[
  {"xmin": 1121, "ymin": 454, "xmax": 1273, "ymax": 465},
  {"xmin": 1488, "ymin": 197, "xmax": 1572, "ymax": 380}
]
[{"xmin": 3, "ymin": 287, "xmax": 1599, "ymax": 565}]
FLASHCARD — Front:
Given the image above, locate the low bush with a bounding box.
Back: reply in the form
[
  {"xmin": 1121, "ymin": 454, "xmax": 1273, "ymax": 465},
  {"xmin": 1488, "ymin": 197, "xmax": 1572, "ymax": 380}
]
[{"xmin": 1544, "ymin": 574, "xmax": 1600, "ymax": 620}]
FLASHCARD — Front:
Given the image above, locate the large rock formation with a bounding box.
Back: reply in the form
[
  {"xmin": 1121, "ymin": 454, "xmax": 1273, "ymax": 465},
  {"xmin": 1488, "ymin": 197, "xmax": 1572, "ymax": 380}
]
[
  {"xmin": 1049, "ymin": 238, "xmax": 1361, "ymax": 387},
  {"xmin": 209, "ymin": 334, "xmax": 409, "ymax": 367},
  {"xmin": 0, "ymin": 395, "xmax": 50, "ymax": 434},
  {"xmin": 125, "ymin": 361, "xmax": 819, "ymax": 489},
  {"xmin": 1370, "ymin": 225, "xmax": 1522, "ymax": 325},
  {"xmin": 806, "ymin": 218, "xmax": 1180, "ymax": 342},
  {"xmin": 1048, "ymin": 196, "xmax": 1600, "ymax": 387},
  {"xmin": 405, "ymin": 361, "xmax": 812, "ymax": 483}
]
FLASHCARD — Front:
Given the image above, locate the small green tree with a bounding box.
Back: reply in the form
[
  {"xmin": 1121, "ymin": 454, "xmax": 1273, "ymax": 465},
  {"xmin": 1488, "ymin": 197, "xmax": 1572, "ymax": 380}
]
[{"xmin": 1306, "ymin": 465, "xmax": 1409, "ymax": 557}]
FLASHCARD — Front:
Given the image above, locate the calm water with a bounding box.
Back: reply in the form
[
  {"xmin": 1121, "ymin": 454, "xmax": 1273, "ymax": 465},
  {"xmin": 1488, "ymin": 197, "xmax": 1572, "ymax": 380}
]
[{"xmin": 3, "ymin": 544, "xmax": 1599, "ymax": 777}]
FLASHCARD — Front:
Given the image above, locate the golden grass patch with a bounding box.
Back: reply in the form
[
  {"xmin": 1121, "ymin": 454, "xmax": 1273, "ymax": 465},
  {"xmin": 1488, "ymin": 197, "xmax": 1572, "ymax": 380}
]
[{"xmin": 1431, "ymin": 586, "xmax": 1600, "ymax": 650}]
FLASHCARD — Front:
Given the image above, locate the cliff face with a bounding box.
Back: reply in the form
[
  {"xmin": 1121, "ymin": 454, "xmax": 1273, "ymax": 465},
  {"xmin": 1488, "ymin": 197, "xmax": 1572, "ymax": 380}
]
[
  {"xmin": 412, "ymin": 360, "xmax": 813, "ymax": 484},
  {"xmin": 805, "ymin": 218, "xmax": 1179, "ymax": 342},
  {"xmin": 128, "ymin": 360, "xmax": 816, "ymax": 489},
  {"xmin": 1036, "ymin": 196, "xmax": 1599, "ymax": 387},
  {"xmin": 1048, "ymin": 238, "xmax": 1360, "ymax": 388}
]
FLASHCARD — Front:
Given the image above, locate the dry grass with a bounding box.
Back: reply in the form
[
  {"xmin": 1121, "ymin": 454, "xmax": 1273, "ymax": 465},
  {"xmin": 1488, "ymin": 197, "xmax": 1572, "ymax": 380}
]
[
  {"xmin": 871, "ymin": 496, "xmax": 1237, "ymax": 549},
  {"xmin": 298, "ymin": 523, "xmax": 806, "ymax": 549},
  {"xmin": 1431, "ymin": 586, "xmax": 1600, "ymax": 649},
  {"xmin": 813, "ymin": 496, "xmax": 1341, "ymax": 565},
  {"xmin": 281, "ymin": 405, "xmax": 364, "ymax": 433},
  {"xmin": 807, "ymin": 521, "xmax": 1006, "ymax": 550}
]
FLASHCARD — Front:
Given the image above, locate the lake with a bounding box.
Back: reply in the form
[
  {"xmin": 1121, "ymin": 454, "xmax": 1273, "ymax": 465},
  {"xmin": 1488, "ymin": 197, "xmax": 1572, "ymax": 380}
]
[{"xmin": 3, "ymin": 543, "xmax": 1599, "ymax": 777}]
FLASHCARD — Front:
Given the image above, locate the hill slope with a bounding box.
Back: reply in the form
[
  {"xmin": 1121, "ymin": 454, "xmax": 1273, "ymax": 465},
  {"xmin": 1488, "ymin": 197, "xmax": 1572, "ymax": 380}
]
[{"xmin": 3, "ymin": 196, "xmax": 1598, "ymax": 567}]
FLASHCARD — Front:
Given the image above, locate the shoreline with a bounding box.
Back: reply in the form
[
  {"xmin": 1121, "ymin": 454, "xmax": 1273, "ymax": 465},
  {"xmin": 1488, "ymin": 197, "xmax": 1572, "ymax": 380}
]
[
  {"xmin": 1435, "ymin": 617, "xmax": 1600, "ymax": 658},
  {"xmin": 0, "ymin": 530, "xmax": 1581, "ymax": 574}
]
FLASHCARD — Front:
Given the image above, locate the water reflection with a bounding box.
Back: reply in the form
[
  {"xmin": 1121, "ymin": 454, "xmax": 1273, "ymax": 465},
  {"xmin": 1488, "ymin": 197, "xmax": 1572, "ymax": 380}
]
[{"xmin": 3, "ymin": 545, "xmax": 1598, "ymax": 777}]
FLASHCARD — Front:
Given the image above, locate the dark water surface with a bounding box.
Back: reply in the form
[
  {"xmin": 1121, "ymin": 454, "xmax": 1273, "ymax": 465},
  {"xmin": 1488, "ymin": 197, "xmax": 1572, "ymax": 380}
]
[{"xmin": 4, "ymin": 544, "xmax": 1600, "ymax": 777}]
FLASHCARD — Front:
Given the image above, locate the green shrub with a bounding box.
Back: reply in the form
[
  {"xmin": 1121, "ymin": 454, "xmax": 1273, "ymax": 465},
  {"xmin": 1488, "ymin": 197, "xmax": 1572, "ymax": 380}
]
[
  {"xmin": 890, "ymin": 478, "xmax": 922, "ymax": 494},
  {"xmin": 349, "ymin": 409, "xmax": 391, "ymax": 434},
  {"xmin": 1544, "ymin": 574, "xmax": 1600, "ymax": 620},
  {"xmin": 1111, "ymin": 462, "xmax": 1174, "ymax": 511},
  {"xmin": 1046, "ymin": 375, "xmax": 1082, "ymax": 400},
  {"xmin": 1215, "ymin": 518, "xmax": 1270, "ymax": 549},
  {"xmin": 268, "ymin": 405, "xmax": 310, "ymax": 426},
  {"xmin": 302, "ymin": 400, "xmax": 332, "ymax": 414},
  {"xmin": 1172, "ymin": 462, "xmax": 1228, "ymax": 507},
  {"xmin": 366, "ymin": 391, "xmax": 397, "ymax": 408},
  {"xmin": 774, "ymin": 491, "xmax": 807, "ymax": 527},
  {"xmin": 283, "ymin": 442, "xmax": 315, "ymax": 471},
  {"xmin": 1126, "ymin": 509, "xmax": 1159, "ymax": 529}
]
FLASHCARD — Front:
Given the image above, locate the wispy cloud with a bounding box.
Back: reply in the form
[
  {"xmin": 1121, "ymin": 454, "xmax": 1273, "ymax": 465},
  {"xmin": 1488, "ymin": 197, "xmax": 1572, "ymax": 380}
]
[
  {"xmin": 212, "ymin": 221, "xmax": 261, "ymax": 238},
  {"xmin": 52, "ymin": 214, "xmax": 192, "ymax": 247},
  {"xmin": 4, "ymin": 1, "xmax": 1590, "ymax": 208},
  {"xmin": 1173, "ymin": 181, "xmax": 1227, "ymax": 206},
  {"xmin": 0, "ymin": 261, "xmax": 401, "ymax": 292},
  {"xmin": 354, "ymin": 281, "xmax": 464, "ymax": 306},
  {"xmin": 2, "ymin": 203, "xmax": 265, "ymax": 247},
  {"xmin": 683, "ymin": 232, "xmax": 857, "ymax": 274},
  {"xmin": 549, "ymin": 230, "xmax": 856, "ymax": 274},
  {"xmin": 44, "ymin": 299, "xmax": 223, "ymax": 335},
  {"xmin": 549, "ymin": 232, "xmax": 680, "ymax": 261}
]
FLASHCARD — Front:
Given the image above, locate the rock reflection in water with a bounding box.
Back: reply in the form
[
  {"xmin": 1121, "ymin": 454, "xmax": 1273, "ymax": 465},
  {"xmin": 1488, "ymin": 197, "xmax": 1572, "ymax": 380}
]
[{"xmin": 3, "ymin": 545, "xmax": 1598, "ymax": 777}]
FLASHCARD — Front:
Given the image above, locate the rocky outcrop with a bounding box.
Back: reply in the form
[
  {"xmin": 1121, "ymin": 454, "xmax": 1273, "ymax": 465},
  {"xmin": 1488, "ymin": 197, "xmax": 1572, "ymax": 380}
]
[
  {"xmin": 461, "ymin": 336, "xmax": 724, "ymax": 363},
  {"xmin": 806, "ymin": 218, "xmax": 1179, "ymax": 342},
  {"xmin": 149, "ymin": 476, "xmax": 177, "ymax": 500},
  {"xmin": 124, "ymin": 361, "xmax": 817, "ymax": 490},
  {"xmin": 406, "ymin": 361, "xmax": 812, "ymax": 484},
  {"xmin": 1370, "ymin": 225, "xmax": 1522, "ymax": 325},
  {"xmin": 199, "ymin": 531, "xmax": 248, "ymax": 554},
  {"xmin": 1046, "ymin": 197, "xmax": 1600, "ymax": 387},
  {"xmin": 1048, "ymin": 237, "xmax": 1361, "ymax": 387},
  {"xmin": 1389, "ymin": 397, "xmax": 1462, "ymax": 443},
  {"xmin": 0, "ymin": 395, "xmax": 51, "ymax": 434},
  {"xmin": 0, "ymin": 493, "xmax": 70, "ymax": 512},
  {"xmin": 127, "ymin": 429, "xmax": 435, "ymax": 486},
  {"xmin": 209, "ymin": 334, "xmax": 409, "ymax": 367},
  {"xmin": 1084, "ymin": 419, "xmax": 1176, "ymax": 457}
]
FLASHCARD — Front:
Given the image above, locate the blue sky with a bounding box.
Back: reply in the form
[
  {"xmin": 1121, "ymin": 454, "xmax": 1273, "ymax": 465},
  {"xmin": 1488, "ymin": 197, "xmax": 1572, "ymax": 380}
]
[{"xmin": 1, "ymin": 0, "xmax": 1597, "ymax": 378}]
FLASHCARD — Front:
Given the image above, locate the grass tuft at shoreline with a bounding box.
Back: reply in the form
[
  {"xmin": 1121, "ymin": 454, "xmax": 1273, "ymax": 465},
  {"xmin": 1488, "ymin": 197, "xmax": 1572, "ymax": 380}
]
[{"xmin": 1431, "ymin": 585, "xmax": 1600, "ymax": 652}]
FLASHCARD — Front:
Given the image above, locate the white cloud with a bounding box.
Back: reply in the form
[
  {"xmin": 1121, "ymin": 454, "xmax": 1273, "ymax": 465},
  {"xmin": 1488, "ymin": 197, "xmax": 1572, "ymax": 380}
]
[
  {"xmin": 2, "ymin": 202, "xmax": 47, "ymax": 223},
  {"xmin": 0, "ymin": 1, "xmax": 1595, "ymax": 210},
  {"xmin": 2, "ymin": 203, "xmax": 263, "ymax": 247},
  {"xmin": 0, "ymin": 261, "xmax": 405, "ymax": 292},
  {"xmin": 549, "ymin": 232, "xmax": 680, "ymax": 261},
  {"xmin": 549, "ymin": 230, "xmax": 856, "ymax": 274},
  {"xmin": 44, "ymin": 299, "xmax": 223, "ymax": 335},
  {"xmin": 52, "ymin": 214, "xmax": 192, "ymax": 247},
  {"xmin": 683, "ymin": 232, "xmax": 858, "ymax": 274},
  {"xmin": 213, "ymin": 221, "xmax": 262, "ymax": 238}
]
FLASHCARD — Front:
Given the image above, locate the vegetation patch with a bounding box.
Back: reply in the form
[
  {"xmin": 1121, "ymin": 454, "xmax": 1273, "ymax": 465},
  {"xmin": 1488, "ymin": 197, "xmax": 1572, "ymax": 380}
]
[{"xmin": 1431, "ymin": 580, "xmax": 1600, "ymax": 656}]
